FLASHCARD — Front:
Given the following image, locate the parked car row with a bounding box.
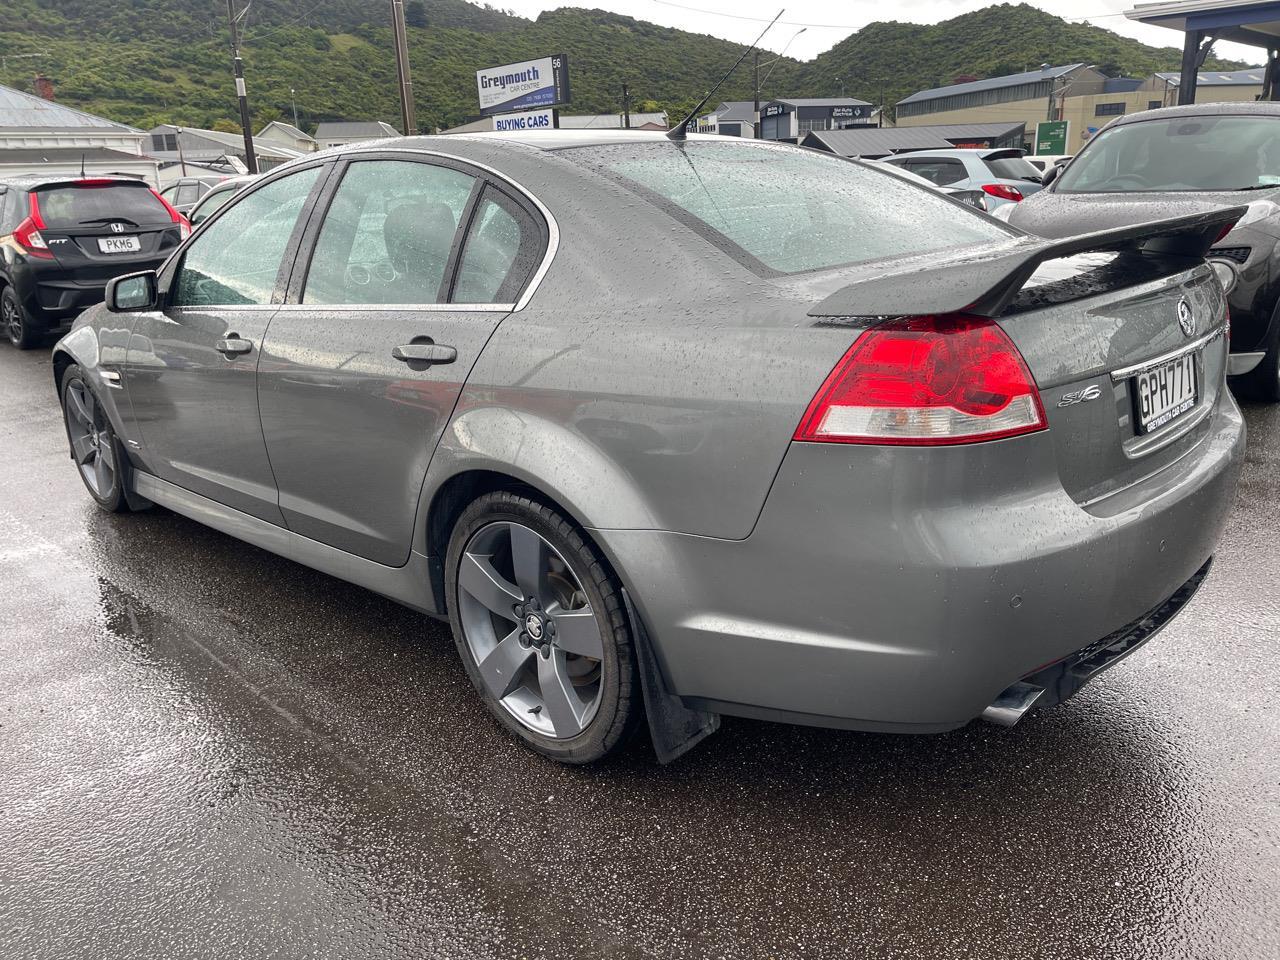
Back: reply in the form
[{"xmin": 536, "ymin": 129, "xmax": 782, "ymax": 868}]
[{"xmin": 19, "ymin": 126, "xmax": 1248, "ymax": 766}]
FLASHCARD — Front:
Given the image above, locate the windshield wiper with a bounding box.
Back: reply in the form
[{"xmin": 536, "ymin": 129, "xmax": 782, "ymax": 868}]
[
  {"xmin": 78, "ymin": 216, "xmax": 140, "ymax": 226},
  {"xmin": 1232, "ymin": 184, "xmax": 1277, "ymax": 192}
]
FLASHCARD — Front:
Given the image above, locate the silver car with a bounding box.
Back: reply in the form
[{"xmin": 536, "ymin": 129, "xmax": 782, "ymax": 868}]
[
  {"xmin": 53, "ymin": 132, "xmax": 1245, "ymax": 764},
  {"xmin": 880, "ymin": 148, "xmax": 1046, "ymax": 210}
]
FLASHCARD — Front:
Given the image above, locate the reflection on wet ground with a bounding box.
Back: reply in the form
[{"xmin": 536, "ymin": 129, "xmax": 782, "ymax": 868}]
[{"xmin": 2, "ymin": 347, "xmax": 1277, "ymax": 959}]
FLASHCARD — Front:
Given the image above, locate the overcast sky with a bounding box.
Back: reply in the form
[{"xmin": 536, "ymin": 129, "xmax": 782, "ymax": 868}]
[{"xmin": 494, "ymin": 0, "xmax": 1262, "ymax": 64}]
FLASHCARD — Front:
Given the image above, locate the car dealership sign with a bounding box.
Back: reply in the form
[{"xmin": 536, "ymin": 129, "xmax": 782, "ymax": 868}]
[{"xmin": 476, "ymin": 55, "xmax": 571, "ymax": 117}]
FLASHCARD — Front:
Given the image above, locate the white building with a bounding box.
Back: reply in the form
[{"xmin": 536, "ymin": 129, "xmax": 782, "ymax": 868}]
[
  {"xmin": 0, "ymin": 82, "xmax": 158, "ymax": 181},
  {"xmin": 313, "ymin": 121, "xmax": 400, "ymax": 148}
]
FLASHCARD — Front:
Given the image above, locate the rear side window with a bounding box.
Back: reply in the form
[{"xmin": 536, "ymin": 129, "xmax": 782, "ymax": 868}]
[
  {"xmin": 985, "ymin": 155, "xmax": 1042, "ymax": 182},
  {"xmin": 564, "ymin": 142, "xmax": 1010, "ymax": 275},
  {"xmin": 902, "ymin": 159, "xmax": 967, "ymax": 186},
  {"xmin": 303, "ymin": 159, "xmax": 475, "ymax": 305},
  {"xmin": 34, "ymin": 182, "xmax": 170, "ymax": 228},
  {"xmin": 453, "ymin": 188, "xmax": 540, "ymax": 304}
]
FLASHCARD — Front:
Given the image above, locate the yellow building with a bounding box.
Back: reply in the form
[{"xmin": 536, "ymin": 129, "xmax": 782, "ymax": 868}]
[
  {"xmin": 896, "ymin": 64, "xmax": 1108, "ymax": 141},
  {"xmin": 897, "ymin": 66, "xmax": 1266, "ymax": 154}
]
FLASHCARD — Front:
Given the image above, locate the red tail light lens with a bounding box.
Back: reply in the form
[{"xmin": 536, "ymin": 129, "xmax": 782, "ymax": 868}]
[
  {"xmin": 982, "ymin": 183, "xmax": 1024, "ymax": 202},
  {"xmin": 151, "ymin": 188, "xmax": 192, "ymax": 239},
  {"xmin": 794, "ymin": 315, "xmax": 1047, "ymax": 446},
  {"xmin": 13, "ymin": 193, "xmax": 52, "ymax": 259}
]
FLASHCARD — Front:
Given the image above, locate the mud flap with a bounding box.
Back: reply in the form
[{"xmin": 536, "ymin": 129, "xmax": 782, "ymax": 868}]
[{"xmin": 622, "ymin": 588, "xmax": 719, "ymax": 764}]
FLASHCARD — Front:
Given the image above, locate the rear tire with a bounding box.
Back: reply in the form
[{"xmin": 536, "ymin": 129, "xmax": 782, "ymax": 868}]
[
  {"xmin": 445, "ymin": 490, "xmax": 639, "ymax": 764},
  {"xmin": 2, "ymin": 287, "xmax": 40, "ymax": 350},
  {"xmin": 60, "ymin": 364, "xmax": 129, "ymax": 513}
]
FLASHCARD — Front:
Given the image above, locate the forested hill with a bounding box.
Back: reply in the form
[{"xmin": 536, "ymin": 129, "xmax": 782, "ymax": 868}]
[{"xmin": 0, "ymin": 1, "xmax": 1251, "ymax": 134}]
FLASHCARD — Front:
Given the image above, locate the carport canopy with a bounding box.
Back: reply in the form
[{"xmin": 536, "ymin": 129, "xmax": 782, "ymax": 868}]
[{"xmin": 1127, "ymin": 1, "xmax": 1280, "ymax": 102}]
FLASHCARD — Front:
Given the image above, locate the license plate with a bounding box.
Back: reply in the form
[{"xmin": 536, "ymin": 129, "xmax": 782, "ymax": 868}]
[
  {"xmin": 98, "ymin": 236, "xmax": 141, "ymax": 254},
  {"xmin": 1134, "ymin": 352, "xmax": 1198, "ymax": 434}
]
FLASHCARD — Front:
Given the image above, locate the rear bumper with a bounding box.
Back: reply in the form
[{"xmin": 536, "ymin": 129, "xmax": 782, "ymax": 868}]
[
  {"xmin": 11, "ymin": 258, "xmax": 165, "ymax": 327},
  {"xmin": 600, "ymin": 393, "xmax": 1245, "ymax": 732}
]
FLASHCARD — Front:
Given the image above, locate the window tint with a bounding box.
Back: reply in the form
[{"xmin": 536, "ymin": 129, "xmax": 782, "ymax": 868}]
[
  {"xmin": 172, "ymin": 166, "xmax": 321, "ymax": 307},
  {"xmin": 303, "ymin": 160, "xmax": 474, "ymax": 305},
  {"xmin": 35, "ymin": 183, "xmax": 170, "ymax": 228},
  {"xmin": 175, "ymin": 183, "xmax": 199, "ymax": 205},
  {"xmin": 454, "ymin": 190, "xmax": 539, "ymax": 303},
  {"xmin": 568, "ymin": 142, "xmax": 1009, "ymax": 275},
  {"xmin": 1056, "ymin": 115, "xmax": 1280, "ymax": 193},
  {"xmin": 903, "ymin": 159, "xmax": 967, "ymax": 186}
]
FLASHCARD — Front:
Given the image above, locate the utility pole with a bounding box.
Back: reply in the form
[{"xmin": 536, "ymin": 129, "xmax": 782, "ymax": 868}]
[
  {"xmin": 225, "ymin": 0, "xmax": 258, "ymax": 174},
  {"xmin": 176, "ymin": 126, "xmax": 188, "ymax": 176},
  {"xmin": 622, "ymin": 82, "xmax": 631, "ymax": 129},
  {"xmin": 290, "ymin": 87, "xmax": 299, "ymax": 129},
  {"xmin": 753, "ymin": 50, "xmax": 761, "ymax": 139},
  {"xmin": 390, "ymin": 0, "xmax": 416, "ymax": 135}
]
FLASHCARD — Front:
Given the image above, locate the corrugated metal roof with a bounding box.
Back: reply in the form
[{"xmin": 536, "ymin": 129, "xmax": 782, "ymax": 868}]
[
  {"xmin": 768, "ymin": 97, "xmax": 873, "ymax": 108},
  {"xmin": 558, "ymin": 112, "xmax": 667, "ymax": 129},
  {"xmin": 0, "ymin": 83, "xmax": 138, "ymax": 131},
  {"xmin": 709, "ymin": 101, "xmax": 757, "ymax": 122},
  {"xmin": 899, "ymin": 121, "xmax": 1026, "ymax": 140},
  {"xmin": 314, "ymin": 121, "xmax": 400, "ymax": 138},
  {"xmin": 1154, "ymin": 69, "xmax": 1266, "ymax": 86},
  {"xmin": 0, "ymin": 147, "xmax": 147, "ymax": 167},
  {"xmin": 898, "ymin": 64, "xmax": 1085, "ymax": 106},
  {"xmin": 258, "ymin": 121, "xmax": 313, "ymax": 141},
  {"xmin": 801, "ymin": 128, "xmax": 954, "ymax": 158},
  {"xmin": 149, "ymin": 125, "xmax": 305, "ymax": 160}
]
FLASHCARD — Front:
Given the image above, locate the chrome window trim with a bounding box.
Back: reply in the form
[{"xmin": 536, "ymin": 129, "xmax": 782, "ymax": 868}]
[
  {"xmin": 1109, "ymin": 325, "xmax": 1225, "ymax": 382},
  {"xmin": 349, "ymin": 146, "xmax": 560, "ymax": 313},
  {"xmin": 271, "ymin": 302, "xmax": 515, "ymax": 313}
]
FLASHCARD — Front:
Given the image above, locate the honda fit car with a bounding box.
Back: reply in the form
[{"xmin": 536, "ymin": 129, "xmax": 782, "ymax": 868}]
[
  {"xmin": 0, "ymin": 176, "xmax": 189, "ymax": 347},
  {"xmin": 1007, "ymin": 102, "xmax": 1280, "ymax": 401},
  {"xmin": 53, "ymin": 133, "xmax": 1245, "ymax": 763}
]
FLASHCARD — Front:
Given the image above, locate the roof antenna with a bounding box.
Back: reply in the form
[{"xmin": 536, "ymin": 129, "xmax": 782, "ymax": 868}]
[{"xmin": 668, "ymin": 8, "xmax": 784, "ymax": 142}]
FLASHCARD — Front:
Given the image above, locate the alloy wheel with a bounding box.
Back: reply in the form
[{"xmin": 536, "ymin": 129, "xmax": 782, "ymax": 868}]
[
  {"xmin": 2, "ymin": 296, "xmax": 22, "ymax": 345},
  {"xmin": 64, "ymin": 380, "xmax": 116, "ymax": 499},
  {"xmin": 457, "ymin": 520, "xmax": 605, "ymax": 739}
]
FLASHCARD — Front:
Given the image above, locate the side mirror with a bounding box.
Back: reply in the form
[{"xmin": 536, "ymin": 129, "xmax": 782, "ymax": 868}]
[
  {"xmin": 1041, "ymin": 164, "xmax": 1061, "ymax": 188},
  {"xmin": 106, "ymin": 271, "xmax": 158, "ymax": 312}
]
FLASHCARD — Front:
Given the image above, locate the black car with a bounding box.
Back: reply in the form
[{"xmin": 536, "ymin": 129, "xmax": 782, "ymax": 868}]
[
  {"xmin": 0, "ymin": 176, "xmax": 189, "ymax": 348},
  {"xmin": 1007, "ymin": 102, "xmax": 1280, "ymax": 401}
]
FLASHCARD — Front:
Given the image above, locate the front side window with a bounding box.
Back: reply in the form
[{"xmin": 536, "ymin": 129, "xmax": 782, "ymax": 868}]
[
  {"xmin": 303, "ymin": 160, "xmax": 474, "ymax": 305},
  {"xmin": 172, "ymin": 166, "xmax": 321, "ymax": 307},
  {"xmin": 1057, "ymin": 115, "xmax": 1280, "ymax": 193},
  {"xmin": 453, "ymin": 189, "xmax": 540, "ymax": 304},
  {"xmin": 566, "ymin": 142, "xmax": 1010, "ymax": 275}
]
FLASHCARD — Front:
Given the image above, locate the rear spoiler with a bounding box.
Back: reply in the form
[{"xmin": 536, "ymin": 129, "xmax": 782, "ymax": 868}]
[{"xmin": 809, "ymin": 206, "xmax": 1247, "ymax": 319}]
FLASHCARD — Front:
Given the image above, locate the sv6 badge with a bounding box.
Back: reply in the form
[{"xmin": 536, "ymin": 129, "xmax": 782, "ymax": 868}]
[{"xmin": 1058, "ymin": 384, "xmax": 1103, "ymax": 408}]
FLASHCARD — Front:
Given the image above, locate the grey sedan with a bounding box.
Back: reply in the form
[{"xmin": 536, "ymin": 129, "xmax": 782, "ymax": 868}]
[{"xmin": 53, "ymin": 132, "xmax": 1245, "ymax": 763}]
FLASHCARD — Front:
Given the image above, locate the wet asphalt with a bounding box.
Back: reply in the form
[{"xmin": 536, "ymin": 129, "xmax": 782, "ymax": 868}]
[{"xmin": 1, "ymin": 344, "xmax": 1278, "ymax": 960}]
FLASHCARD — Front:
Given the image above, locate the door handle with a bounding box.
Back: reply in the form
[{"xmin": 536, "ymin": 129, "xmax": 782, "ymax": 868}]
[
  {"xmin": 392, "ymin": 343, "xmax": 457, "ymax": 366},
  {"xmin": 216, "ymin": 335, "xmax": 253, "ymax": 357}
]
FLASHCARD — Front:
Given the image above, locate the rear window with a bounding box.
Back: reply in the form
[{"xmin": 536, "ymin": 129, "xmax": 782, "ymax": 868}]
[
  {"xmin": 562, "ymin": 142, "xmax": 1011, "ymax": 275},
  {"xmin": 985, "ymin": 155, "xmax": 1043, "ymax": 182},
  {"xmin": 34, "ymin": 182, "xmax": 170, "ymax": 228}
]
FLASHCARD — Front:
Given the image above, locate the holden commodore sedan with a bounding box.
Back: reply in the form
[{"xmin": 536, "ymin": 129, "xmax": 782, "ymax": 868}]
[{"xmin": 53, "ymin": 132, "xmax": 1246, "ymax": 763}]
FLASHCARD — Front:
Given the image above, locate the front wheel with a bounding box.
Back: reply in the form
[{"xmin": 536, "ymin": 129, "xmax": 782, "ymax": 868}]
[
  {"xmin": 60, "ymin": 364, "xmax": 128, "ymax": 512},
  {"xmin": 445, "ymin": 491, "xmax": 639, "ymax": 763},
  {"xmin": 2, "ymin": 287, "xmax": 40, "ymax": 350}
]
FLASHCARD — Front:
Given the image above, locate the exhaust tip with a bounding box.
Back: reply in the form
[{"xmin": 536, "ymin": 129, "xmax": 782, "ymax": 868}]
[{"xmin": 981, "ymin": 680, "xmax": 1045, "ymax": 727}]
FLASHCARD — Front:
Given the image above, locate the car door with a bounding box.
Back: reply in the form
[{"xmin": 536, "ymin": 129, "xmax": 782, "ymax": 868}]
[
  {"xmin": 257, "ymin": 154, "xmax": 546, "ymax": 566},
  {"xmin": 124, "ymin": 163, "xmax": 330, "ymax": 524}
]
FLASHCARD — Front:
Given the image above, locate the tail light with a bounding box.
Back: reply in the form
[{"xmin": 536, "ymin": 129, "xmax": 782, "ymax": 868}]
[
  {"xmin": 794, "ymin": 315, "xmax": 1047, "ymax": 446},
  {"xmin": 13, "ymin": 193, "xmax": 53, "ymax": 259},
  {"xmin": 982, "ymin": 183, "xmax": 1024, "ymax": 202},
  {"xmin": 151, "ymin": 188, "xmax": 192, "ymax": 240}
]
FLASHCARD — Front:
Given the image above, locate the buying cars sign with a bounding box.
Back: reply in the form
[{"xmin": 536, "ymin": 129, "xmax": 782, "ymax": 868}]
[
  {"xmin": 477, "ymin": 55, "xmax": 571, "ymax": 117},
  {"xmin": 493, "ymin": 108, "xmax": 555, "ymax": 132}
]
